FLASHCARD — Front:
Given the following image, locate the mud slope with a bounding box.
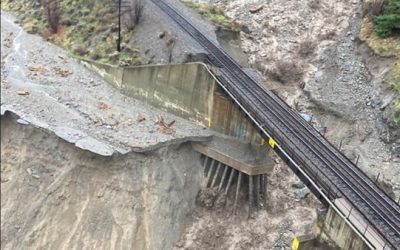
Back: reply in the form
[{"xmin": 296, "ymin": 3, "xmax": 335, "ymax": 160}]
[{"xmin": 1, "ymin": 112, "xmax": 203, "ymax": 250}]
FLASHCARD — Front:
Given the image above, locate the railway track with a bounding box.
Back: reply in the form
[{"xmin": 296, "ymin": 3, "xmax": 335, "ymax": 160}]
[{"xmin": 151, "ymin": 0, "xmax": 400, "ymax": 248}]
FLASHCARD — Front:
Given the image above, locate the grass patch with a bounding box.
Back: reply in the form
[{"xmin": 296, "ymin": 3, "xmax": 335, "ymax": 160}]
[
  {"xmin": 180, "ymin": 0, "xmax": 241, "ymax": 32},
  {"xmin": 1, "ymin": 0, "xmax": 144, "ymax": 66},
  {"xmin": 359, "ymin": 19, "xmax": 400, "ymax": 56}
]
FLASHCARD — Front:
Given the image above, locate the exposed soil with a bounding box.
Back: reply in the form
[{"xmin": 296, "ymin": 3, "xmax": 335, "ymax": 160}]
[
  {"xmin": 175, "ymin": 158, "xmax": 322, "ymax": 250},
  {"xmin": 1, "ymin": 112, "xmax": 204, "ymax": 250}
]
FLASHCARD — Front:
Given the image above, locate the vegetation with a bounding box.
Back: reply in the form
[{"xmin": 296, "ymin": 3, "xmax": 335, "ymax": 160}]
[
  {"xmin": 375, "ymin": 0, "xmax": 400, "ymax": 37},
  {"xmin": 363, "ymin": 0, "xmax": 388, "ymax": 17},
  {"xmin": 42, "ymin": 0, "xmax": 62, "ymax": 33},
  {"xmin": 360, "ymin": 0, "xmax": 400, "ymax": 127},
  {"xmin": 180, "ymin": 0, "xmax": 241, "ymax": 32},
  {"xmin": 1, "ymin": 0, "xmax": 145, "ymax": 66},
  {"xmin": 265, "ymin": 60, "xmax": 304, "ymax": 84},
  {"xmin": 124, "ymin": 0, "xmax": 145, "ymax": 31},
  {"xmin": 298, "ymin": 39, "xmax": 315, "ymax": 58}
]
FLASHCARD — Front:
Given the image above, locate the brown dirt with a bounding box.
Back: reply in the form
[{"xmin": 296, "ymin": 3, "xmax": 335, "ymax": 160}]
[
  {"xmin": 175, "ymin": 158, "xmax": 322, "ymax": 250},
  {"xmin": 1, "ymin": 112, "xmax": 204, "ymax": 250}
]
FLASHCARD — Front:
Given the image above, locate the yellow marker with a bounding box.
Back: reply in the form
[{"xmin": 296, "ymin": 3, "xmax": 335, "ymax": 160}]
[
  {"xmin": 292, "ymin": 237, "xmax": 299, "ymax": 250},
  {"xmin": 268, "ymin": 138, "xmax": 276, "ymax": 149},
  {"xmin": 260, "ymin": 138, "xmax": 265, "ymax": 146}
]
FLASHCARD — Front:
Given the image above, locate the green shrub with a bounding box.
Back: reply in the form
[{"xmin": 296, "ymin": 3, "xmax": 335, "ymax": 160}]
[
  {"xmin": 181, "ymin": 0, "xmax": 240, "ymax": 31},
  {"xmin": 375, "ymin": 0, "xmax": 400, "ymax": 37},
  {"xmin": 1, "ymin": 0, "xmax": 143, "ymax": 66}
]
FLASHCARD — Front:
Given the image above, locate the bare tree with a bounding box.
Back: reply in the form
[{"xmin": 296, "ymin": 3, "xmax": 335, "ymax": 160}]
[
  {"xmin": 363, "ymin": 0, "xmax": 388, "ymax": 17},
  {"xmin": 165, "ymin": 36, "xmax": 176, "ymax": 63},
  {"xmin": 158, "ymin": 31, "xmax": 177, "ymax": 62},
  {"xmin": 123, "ymin": 0, "xmax": 145, "ymax": 31},
  {"xmin": 132, "ymin": 0, "xmax": 145, "ymax": 25},
  {"xmin": 41, "ymin": 0, "xmax": 61, "ymax": 33}
]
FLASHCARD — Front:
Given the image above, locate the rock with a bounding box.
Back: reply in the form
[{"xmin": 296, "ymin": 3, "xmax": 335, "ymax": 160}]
[
  {"xmin": 299, "ymin": 113, "xmax": 312, "ymax": 123},
  {"xmin": 292, "ymin": 181, "xmax": 305, "ymax": 189},
  {"xmin": 1, "ymin": 178, "xmax": 10, "ymax": 183},
  {"xmin": 272, "ymin": 16, "xmax": 281, "ymax": 22},
  {"xmin": 197, "ymin": 188, "xmax": 218, "ymax": 208},
  {"xmin": 16, "ymin": 118, "xmax": 30, "ymax": 125},
  {"xmin": 314, "ymin": 70, "xmax": 323, "ymax": 82},
  {"xmin": 17, "ymin": 90, "xmax": 30, "ymax": 96},
  {"xmin": 294, "ymin": 187, "xmax": 310, "ymax": 199},
  {"xmin": 380, "ymin": 92, "xmax": 395, "ymax": 110},
  {"xmin": 249, "ymin": 5, "xmax": 264, "ymax": 14},
  {"xmin": 175, "ymin": 241, "xmax": 184, "ymax": 248},
  {"xmin": 376, "ymin": 118, "xmax": 390, "ymax": 143},
  {"xmin": 24, "ymin": 24, "xmax": 39, "ymax": 34},
  {"xmin": 241, "ymin": 24, "xmax": 251, "ymax": 34},
  {"xmin": 159, "ymin": 31, "xmax": 166, "ymax": 39}
]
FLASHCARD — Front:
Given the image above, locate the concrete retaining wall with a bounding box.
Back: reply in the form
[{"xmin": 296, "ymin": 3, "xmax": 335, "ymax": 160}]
[
  {"xmin": 320, "ymin": 207, "xmax": 369, "ymax": 250},
  {"xmin": 82, "ymin": 60, "xmax": 263, "ymax": 143}
]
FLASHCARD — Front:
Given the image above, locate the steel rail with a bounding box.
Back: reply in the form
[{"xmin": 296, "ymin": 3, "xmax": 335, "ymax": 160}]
[
  {"xmin": 204, "ymin": 61, "xmax": 378, "ymax": 250},
  {"xmin": 215, "ymin": 52, "xmax": 400, "ymax": 228},
  {"xmin": 217, "ymin": 50, "xmax": 400, "ymax": 222},
  {"xmin": 155, "ymin": 0, "xmax": 400, "ymax": 230},
  {"xmin": 214, "ymin": 39, "xmax": 400, "ymax": 248},
  {"xmin": 216, "ymin": 55, "xmax": 400, "ymax": 237},
  {"xmin": 202, "ymin": 27, "xmax": 399, "ymax": 223},
  {"xmin": 176, "ymin": 5, "xmax": 400, "ymax": 221}
]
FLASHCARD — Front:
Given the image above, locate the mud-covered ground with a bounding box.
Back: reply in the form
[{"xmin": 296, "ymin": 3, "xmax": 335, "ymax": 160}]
[{"xmin": 174, "ymin": 159, "xmax": 322, "ymax": 250}]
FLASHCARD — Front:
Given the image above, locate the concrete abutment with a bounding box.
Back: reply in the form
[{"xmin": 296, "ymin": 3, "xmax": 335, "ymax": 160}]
[
  {"xmin": 81, "ymin": 60, "xmax": 265, "ymax": 144},
  {"xmin": 81, "ymin": 59, "xmax": 277, "ymax": 217}
]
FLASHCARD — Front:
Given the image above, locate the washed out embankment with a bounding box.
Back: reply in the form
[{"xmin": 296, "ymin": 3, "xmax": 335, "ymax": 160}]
[{"xmin": 1, "ymin": 111, "xmax": 205, "ymax": 250}]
